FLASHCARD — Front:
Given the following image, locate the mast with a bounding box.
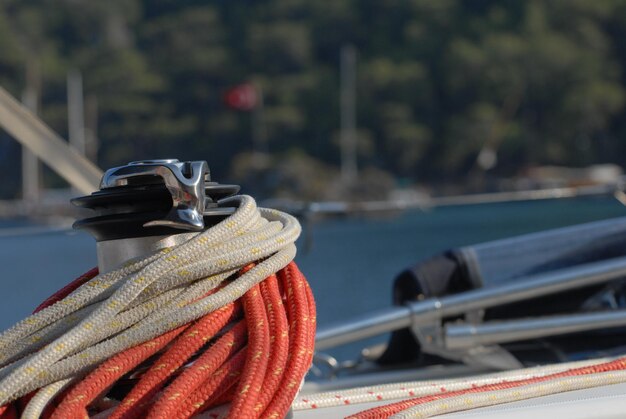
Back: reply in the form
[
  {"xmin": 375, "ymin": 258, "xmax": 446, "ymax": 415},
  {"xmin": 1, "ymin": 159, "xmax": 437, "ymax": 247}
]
[
  {"xmin": 21, "ymin": 61, "xmax": 41, "ymax": 204},
  {"xmin": 340, "ymin": 44, "xmax": 358, "ymax": 186},
  {"xmin": 67, "ymin": 69, "xmax": 86, "ymax": 157}
]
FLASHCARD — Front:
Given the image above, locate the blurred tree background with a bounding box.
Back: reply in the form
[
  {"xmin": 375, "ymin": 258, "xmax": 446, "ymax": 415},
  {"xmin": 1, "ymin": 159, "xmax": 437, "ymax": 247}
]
[{"xmin": 0, "ymin": 0, "xmax": 625, "ymax": 199}]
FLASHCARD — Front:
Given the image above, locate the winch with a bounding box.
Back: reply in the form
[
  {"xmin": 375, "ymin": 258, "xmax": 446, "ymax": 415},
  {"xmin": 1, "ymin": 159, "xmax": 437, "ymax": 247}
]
[{"xmin": 71, "ymin": 159, "xmax": 240, "ymax": 272}]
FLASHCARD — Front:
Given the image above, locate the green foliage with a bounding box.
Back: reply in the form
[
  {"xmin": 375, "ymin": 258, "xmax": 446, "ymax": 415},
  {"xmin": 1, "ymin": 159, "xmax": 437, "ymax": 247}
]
[{"xmin": 0, "ymin": 0, "xmax": 625, "ymax": 194}]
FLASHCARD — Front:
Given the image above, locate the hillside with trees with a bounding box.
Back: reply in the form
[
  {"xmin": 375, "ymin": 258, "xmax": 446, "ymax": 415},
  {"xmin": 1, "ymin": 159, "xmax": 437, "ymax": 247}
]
[{"xmin": 0, "ymin": 0, "xmax": 625, "ymax": 199}]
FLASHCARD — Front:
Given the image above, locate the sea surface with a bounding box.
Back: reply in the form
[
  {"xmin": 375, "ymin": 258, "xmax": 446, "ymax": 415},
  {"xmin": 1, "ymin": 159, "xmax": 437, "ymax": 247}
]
[{"xmin": 0, "ymin": 196, "xmax": 624, "ymax": 362}]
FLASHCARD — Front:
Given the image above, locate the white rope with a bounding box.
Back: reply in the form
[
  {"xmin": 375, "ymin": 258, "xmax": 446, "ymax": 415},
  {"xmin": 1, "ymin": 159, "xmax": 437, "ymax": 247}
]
[
  {"xmin": 391, "ymin": 369, "xmax": 626, "ymax": 418},
  {"xmin": 21, "ymin": 378, "xmax": 73, "ymax": 419},
  {"xmin": 293, "ymin": 357, "xmax": 613, "ymax": 410},
  {"xmin": 0, "ymin": 195, "xmax": 301, "ymax": 407}
]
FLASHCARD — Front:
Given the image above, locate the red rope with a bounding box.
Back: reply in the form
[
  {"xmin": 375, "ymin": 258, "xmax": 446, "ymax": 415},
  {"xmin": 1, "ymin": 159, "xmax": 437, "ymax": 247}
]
[
  {"xmin": 146, "ymin": 321, "xmax": 248, "ymax": 419},
  {"xmin": 2, "ymin": 263, "xmax": 315, "ymax": 418},
  {"xmin": 254, "ymin": 274, "xmax": 290, "ymax": 414},
  {"xmin": 228, "ymin": 283, "xmax": 271, "ymax": 418},
  {"xmin": 175, "ymin": 348, "xmax": 248, "ymax": 418},
  {"xmin": 0, "ymin": 404, "xmax": 16, "ymax": 419},
  {"xmin": 110, "ymin": 302, "xmax": 242, "ymax": 419},
  {"xmin": 261, "ymin": 262, "xmax": 315, "ymax": 419},
  {"xmin": 197, "ymin": 385, "xmax": 237, "ymax": 414},
  {"xmin": 51, "ymin": 326, "xmax": 186, "ymax": 419}
]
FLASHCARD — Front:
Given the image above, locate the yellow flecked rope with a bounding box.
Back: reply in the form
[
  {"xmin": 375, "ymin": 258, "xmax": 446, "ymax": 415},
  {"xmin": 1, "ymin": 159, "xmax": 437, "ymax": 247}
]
[{"xmin": 0, "ymin": 195, "xmax": 301, "ymax": 410}]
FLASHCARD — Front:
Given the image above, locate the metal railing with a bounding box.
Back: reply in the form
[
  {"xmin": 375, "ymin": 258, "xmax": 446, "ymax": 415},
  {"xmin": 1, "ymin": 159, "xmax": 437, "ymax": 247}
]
[{"xmin": 315, "ymin": 256, "xmax": 626, "ymax": 352}]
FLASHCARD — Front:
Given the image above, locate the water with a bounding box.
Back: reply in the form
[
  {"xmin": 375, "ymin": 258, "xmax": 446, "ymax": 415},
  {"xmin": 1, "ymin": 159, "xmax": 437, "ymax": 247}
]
[{"xmin": 0, "ymin": 197, "xmax": 624, "ymax": 362}]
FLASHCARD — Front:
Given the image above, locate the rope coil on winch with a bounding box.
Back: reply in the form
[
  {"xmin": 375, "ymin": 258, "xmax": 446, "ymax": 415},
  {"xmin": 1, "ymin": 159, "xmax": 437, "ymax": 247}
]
[{"xmin": 0, "ymin": 194, "xmax": 316, "ymax": 418}]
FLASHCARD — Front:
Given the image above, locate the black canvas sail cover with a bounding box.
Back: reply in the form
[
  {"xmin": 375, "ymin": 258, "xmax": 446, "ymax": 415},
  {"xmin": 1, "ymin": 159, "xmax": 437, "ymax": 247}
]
[{"xmin": 379, "ymin": 216, "xmax": 626, "ymax": 365}]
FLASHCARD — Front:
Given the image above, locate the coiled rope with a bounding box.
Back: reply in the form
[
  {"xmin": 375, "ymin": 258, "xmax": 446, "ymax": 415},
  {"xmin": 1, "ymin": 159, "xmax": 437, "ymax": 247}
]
[{"xmin": 0, "ymin": 195, "xmax": 316, "ymax": 418}]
